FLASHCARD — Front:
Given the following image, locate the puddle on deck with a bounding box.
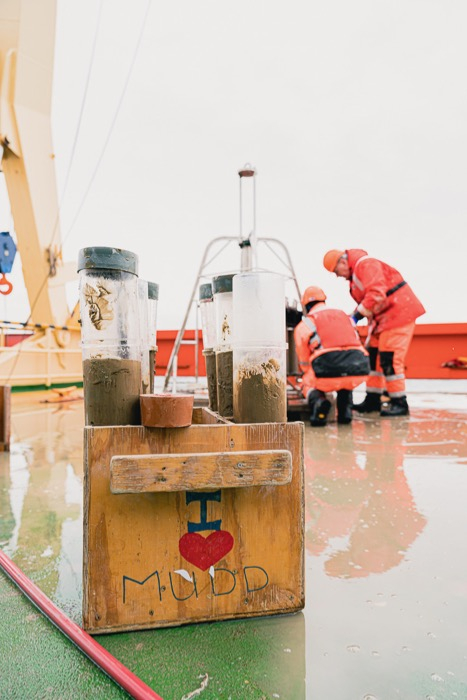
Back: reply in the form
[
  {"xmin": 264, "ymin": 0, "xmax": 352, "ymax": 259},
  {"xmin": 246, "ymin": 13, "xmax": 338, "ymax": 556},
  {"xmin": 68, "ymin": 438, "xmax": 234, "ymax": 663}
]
[{"xmin": 1, "ymin": 385, "xmax": 466, "ymax": 699}]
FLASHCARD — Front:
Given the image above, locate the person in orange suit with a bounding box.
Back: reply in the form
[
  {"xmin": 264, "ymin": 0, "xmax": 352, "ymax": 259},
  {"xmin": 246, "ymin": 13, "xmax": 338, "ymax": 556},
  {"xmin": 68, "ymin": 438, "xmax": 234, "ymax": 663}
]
[
  {"xmin": 294, "ymin": 285, "xmax": 370, "ymax": 426},
  {"xmin": 323, "ymin": 249, "xmax": 425, "ymax": 416}
]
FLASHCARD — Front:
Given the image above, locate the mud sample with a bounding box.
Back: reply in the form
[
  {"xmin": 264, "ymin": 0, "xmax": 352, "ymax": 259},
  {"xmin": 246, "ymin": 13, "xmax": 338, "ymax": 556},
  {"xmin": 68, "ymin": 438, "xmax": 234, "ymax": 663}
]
[
  {"xmin": 221, "ymin": 314, "xmax": 231, "ymax": 343},
  {"xmin": 216, "ymin": 349, "xmax": 233, "ymax": 418},
  {"xmin": 234, "ymin": 357, "xmax": 286, "ymax": 423},
  {"xmin": 141, "ymin": 377, "xmax": 150, "ymax": 395},
  {"xmin": 149, "ymin": 349, "xmax": 157, "ymax": 394},
  {"xmin": 141, "ymin": 356, "xmax": 150, "ymax": 395},
  {"xmin": 83, "ymin": 357, "xmax": 142, "ymax": 426},
  {"xmin": 203, "ymin": 349, "xmax": 218, "ymax": 412}
]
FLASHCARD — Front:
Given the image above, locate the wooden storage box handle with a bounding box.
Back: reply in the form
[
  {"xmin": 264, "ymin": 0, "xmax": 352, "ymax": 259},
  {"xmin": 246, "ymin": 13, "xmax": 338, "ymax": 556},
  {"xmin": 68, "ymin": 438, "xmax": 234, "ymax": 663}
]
[{"xmin": 110, "ymin": 450, "xmax": 292, "ymax": 493}]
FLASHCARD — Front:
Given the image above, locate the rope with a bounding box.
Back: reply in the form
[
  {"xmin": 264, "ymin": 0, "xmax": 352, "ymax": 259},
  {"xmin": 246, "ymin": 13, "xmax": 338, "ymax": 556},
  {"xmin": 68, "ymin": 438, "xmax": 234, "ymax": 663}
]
[
  {"xmin": 0, "ymin": 320, "xmax": 81, "ymax": 332},
  {"xmin": 4, "ymin": 1, "xmax": 151, "ymax": 383},
  {"xmin": 48, "ymin": 0, "xmax": 105, "ymax": 251},
  {"xmin": 4, "ymin": 0, "xmax": 105, "ymax": 346},
  {"xmin": 59, "ymin": 0, "xmax": 152, "ymax": 250}
]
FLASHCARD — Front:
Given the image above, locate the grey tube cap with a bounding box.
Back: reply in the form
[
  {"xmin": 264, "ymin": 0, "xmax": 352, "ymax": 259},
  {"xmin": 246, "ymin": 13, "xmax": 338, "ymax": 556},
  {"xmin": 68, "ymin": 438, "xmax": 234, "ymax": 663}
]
[
  {"xmin": 77, "ymin": 247, "xmax": 139, "ymax": 276},
  {"xmin": 147, "ymin": 282, "xmax": 159, "ymax": 300},
  {"xmin": 212, "ymin": 274, "xmax": 234, "ymax": 295},
  {"xmin": 199, "ymin": 282, "xmax": 213, "ymax": 301}
]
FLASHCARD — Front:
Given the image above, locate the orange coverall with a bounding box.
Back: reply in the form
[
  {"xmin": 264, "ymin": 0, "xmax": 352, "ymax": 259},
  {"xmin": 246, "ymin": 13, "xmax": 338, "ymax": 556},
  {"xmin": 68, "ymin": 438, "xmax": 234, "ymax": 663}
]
[
  {"xmin": 294, "ymin": 303, "xmax": 369, "ymax": 398},
  {"xmin": 346, "ymin": 249, "xmax": 425, "ymax": 397}
]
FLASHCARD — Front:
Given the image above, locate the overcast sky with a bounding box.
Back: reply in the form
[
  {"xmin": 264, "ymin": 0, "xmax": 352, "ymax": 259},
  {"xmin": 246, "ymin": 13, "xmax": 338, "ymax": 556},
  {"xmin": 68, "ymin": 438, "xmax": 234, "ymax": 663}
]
[{"xmin": 1, "ymin": 0, "xmax": 466, "ymax": 329}]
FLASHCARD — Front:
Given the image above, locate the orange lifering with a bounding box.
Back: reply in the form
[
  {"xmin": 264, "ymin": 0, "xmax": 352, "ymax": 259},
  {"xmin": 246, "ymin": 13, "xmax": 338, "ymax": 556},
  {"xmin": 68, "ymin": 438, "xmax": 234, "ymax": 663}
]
[{"xmin": 0, "ymin": 274, "xmax": 13, "ymax": 295}]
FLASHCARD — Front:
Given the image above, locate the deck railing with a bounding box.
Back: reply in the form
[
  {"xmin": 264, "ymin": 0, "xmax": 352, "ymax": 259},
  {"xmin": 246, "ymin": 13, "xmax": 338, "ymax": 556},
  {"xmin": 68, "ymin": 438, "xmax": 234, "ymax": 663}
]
[{"xmin": 0, "ymin": 324, "xmax": 83, "ymax": 387}]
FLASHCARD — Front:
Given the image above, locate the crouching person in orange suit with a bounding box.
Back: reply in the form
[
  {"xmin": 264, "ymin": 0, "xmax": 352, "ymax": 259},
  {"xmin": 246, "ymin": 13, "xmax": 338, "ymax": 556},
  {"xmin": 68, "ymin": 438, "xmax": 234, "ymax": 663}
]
[
  {"xmin": 323, "ymin": 249, "xmax": 426, "ymax": 417},
  {"xmin": 294, "ymin": 286, "xmax": 370, "ymax": 426}
]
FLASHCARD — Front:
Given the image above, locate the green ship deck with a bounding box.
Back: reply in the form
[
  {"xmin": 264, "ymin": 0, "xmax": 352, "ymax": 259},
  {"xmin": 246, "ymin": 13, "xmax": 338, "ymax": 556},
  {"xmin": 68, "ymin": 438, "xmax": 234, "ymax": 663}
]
[{"xmin": 1, "ymin": 381, "xmax": 466, "ymax": 699}]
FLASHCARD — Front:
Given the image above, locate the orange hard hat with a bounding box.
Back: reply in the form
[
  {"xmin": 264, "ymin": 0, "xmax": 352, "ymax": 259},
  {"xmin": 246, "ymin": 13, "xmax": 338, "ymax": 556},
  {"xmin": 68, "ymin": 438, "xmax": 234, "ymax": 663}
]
[
  {"xmin": 323, "ymin": 249, "xmax": 345, "ymax": 272},
  {"xmin": 301, "ymin": 285, "xmax": 326, "ymax": 307}
]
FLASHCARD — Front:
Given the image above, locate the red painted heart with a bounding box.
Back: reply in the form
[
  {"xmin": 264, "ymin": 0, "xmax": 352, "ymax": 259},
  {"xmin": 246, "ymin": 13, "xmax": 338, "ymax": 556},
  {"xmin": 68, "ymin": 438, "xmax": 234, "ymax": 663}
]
[{"xmin": 179, "ymin": 530, "xmax": 234, "ymax": 571}]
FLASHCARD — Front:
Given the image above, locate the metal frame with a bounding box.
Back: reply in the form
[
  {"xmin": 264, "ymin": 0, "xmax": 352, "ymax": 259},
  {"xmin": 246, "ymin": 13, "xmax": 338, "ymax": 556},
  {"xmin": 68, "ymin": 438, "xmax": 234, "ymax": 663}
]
[{"xmin": 162, "ymin": 236, "xmax": 302, "ymax": 392}]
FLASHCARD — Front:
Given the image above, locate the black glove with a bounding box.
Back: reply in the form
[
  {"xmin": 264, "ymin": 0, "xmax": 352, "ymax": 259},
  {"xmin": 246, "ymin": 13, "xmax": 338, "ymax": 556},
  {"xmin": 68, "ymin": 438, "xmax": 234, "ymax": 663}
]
[{"xmin": 350, "ymin": 311, "xmax": 364, "ymax": 324}]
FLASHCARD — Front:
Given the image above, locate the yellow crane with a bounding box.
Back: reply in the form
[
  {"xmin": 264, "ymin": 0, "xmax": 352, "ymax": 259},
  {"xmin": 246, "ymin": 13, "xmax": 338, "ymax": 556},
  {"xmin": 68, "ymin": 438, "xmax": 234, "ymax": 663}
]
[{"xmin": 0, "ymin": 0, "xmax": 81, "ymax": 388}]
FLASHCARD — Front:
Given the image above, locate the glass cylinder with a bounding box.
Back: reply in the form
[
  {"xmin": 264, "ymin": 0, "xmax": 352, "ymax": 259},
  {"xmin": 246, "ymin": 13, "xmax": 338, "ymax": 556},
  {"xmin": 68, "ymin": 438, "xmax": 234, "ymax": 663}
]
[
  {"xmin": 78, "ymin": 246, "xmax": 141, "ymax": 426},
  {"xmin": 147, "ymin": 282, "xmax": 159, "ymax": 351},
  {"xmin": 199, "ymin": 282, "xmax": 217, "ymax": 411},
  {"xmin": 203, "ymin": 348, "xmax": 218, "ymax": 412},
  {"xmin": 138, "ymin": 279, "xmax": 150, "ymax": 394},
  {"xmin": 199, "ymin": 283, "xmax": 216, "ymax": 350},
  {"xmin": 147, "ymin": 282, "xmax": 159, "ymax": 394},
  {"xmin": 213, "ymin": 274, "xmax": 234, "ymax": 418},
  {"xmin": 213, "ymin": 274, "xmax": 234, "ymax": 351},
  {"xmin": 233, "ymin": 345, "xmax": 287, "ymax": 423},
  {"xmin": 233, "ymin": 272, "xmax": 286, "ymax": 346},
  {"xmin": 286, "ymin": 299, "xmax": 301, "ymax": 376}
]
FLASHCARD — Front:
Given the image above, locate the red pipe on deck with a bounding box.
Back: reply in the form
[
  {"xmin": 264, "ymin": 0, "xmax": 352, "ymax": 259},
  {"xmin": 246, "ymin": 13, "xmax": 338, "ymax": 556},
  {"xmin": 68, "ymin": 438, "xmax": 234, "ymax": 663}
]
[{"xmin": 0, "ymin": 550, "xmax": 164, "ymax": 700}]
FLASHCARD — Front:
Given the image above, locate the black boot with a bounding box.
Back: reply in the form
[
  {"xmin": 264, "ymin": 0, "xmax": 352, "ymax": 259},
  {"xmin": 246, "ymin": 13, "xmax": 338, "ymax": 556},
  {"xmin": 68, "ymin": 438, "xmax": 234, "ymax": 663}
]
[
  {"xmin": 336, "ymin": 390, "xmax": 353, "ymax": 424},
  {"xmin": 380, "ymin": 396, "xmax": 409, "ymax": 417},
  {"xmin": 352, "ymin": 392, "xmax": 381, "ymax": 413},
  {"xmin": 309, "ymin": 390, "xmax": 331, "ymax": 427}
]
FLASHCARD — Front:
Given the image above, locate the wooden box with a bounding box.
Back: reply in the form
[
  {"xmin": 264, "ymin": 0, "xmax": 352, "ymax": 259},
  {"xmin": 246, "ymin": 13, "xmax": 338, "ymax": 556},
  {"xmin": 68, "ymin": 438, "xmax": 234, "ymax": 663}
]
[{"xmin": 83, "ymin": 408, "xmax": 304, "ymax": 633}]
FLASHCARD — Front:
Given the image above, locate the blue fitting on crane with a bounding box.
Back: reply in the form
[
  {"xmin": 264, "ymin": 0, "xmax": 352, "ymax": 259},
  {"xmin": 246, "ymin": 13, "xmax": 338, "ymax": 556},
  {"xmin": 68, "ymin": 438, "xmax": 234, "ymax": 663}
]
[{"xmin": 0, "ymin": 232, "xmax": 17, "ymax": 273}]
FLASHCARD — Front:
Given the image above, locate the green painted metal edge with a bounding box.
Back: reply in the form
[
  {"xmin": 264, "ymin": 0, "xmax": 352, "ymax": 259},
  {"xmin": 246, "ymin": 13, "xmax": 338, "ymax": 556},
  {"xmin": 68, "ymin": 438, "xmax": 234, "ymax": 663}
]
[{"xmin": 11, "ymin": 382, "xmax": 84, "ymax": 394}]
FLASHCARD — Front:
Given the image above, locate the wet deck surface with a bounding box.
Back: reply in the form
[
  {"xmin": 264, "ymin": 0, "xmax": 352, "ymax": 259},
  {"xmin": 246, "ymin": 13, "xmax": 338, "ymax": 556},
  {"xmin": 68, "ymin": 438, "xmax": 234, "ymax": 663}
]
[{"xmin": 1, "ymin": 381, "xmax": 466, "ymax": 699}]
